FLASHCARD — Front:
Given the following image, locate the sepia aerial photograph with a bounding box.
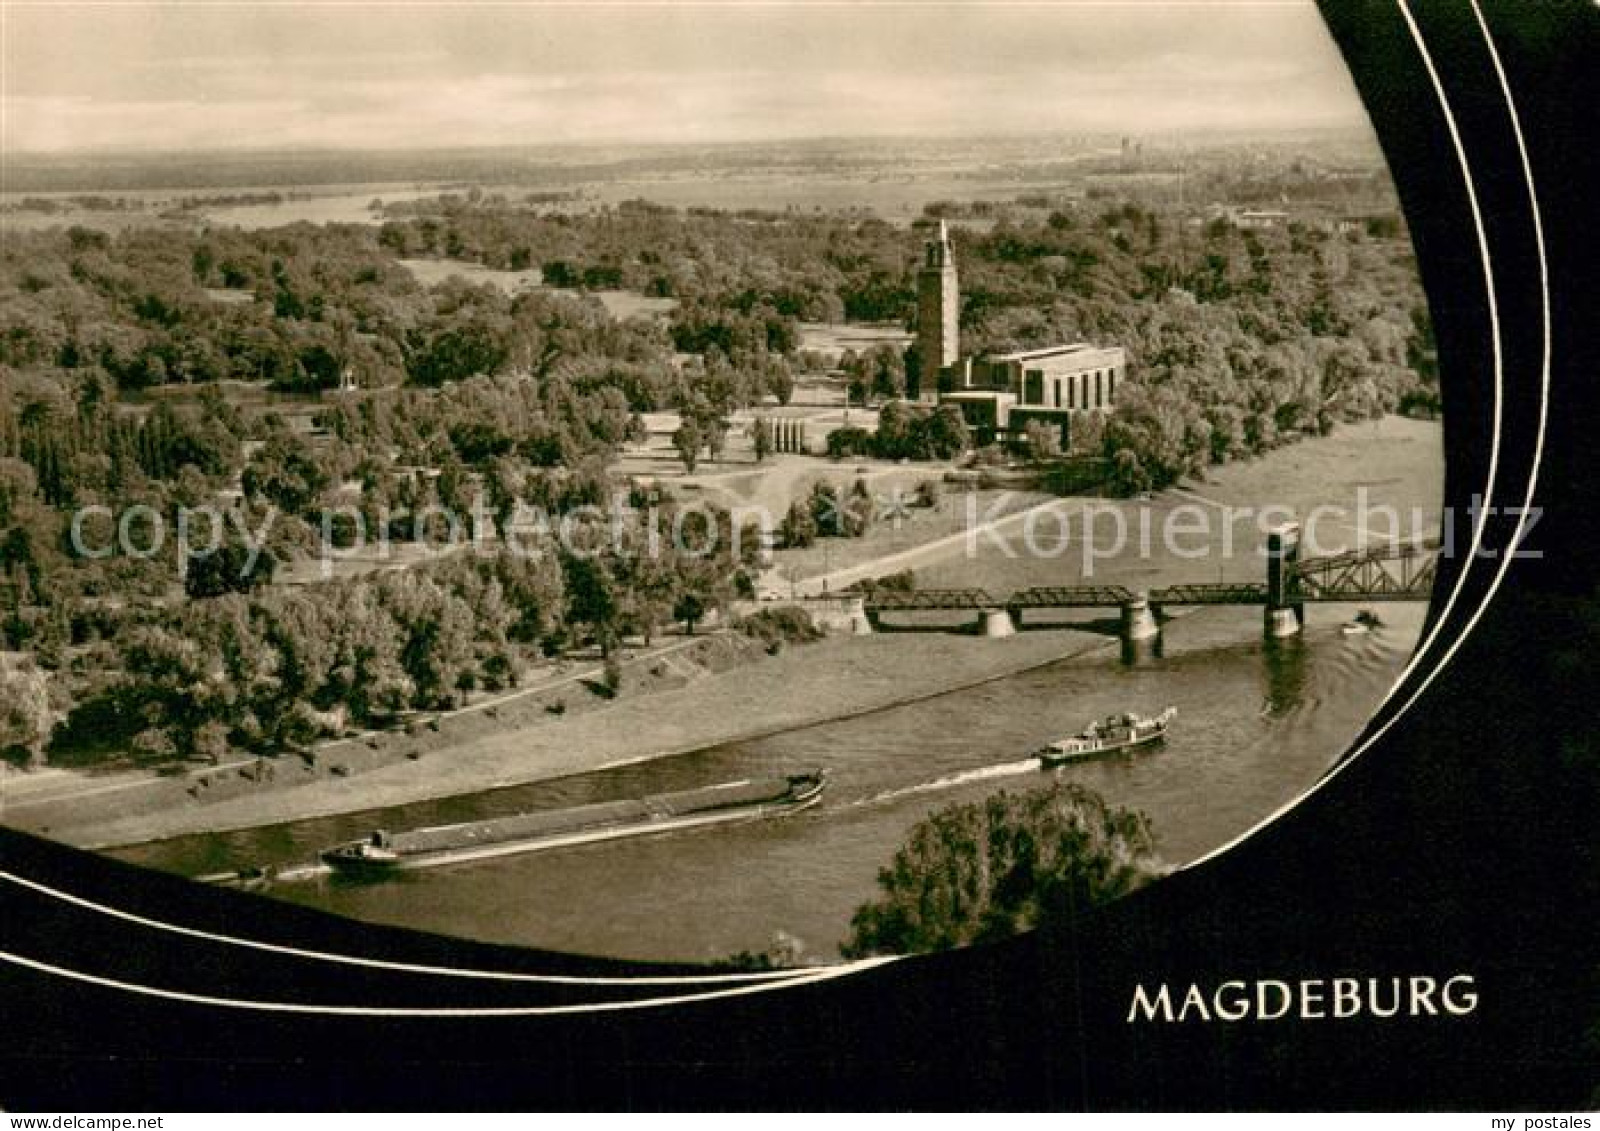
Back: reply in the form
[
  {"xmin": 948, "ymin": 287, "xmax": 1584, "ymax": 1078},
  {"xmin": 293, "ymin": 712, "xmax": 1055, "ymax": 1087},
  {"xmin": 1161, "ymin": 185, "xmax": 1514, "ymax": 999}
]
[{"xmin": 0, "ymin": 1, "xmax": 1444, "ymax": 966}]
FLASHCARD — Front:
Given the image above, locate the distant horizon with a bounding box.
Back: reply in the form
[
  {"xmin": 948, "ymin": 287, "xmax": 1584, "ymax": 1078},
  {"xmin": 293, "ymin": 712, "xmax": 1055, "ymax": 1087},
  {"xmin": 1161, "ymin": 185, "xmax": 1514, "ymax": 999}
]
[
  {"xmin": 2, "ymin": 122, "xmax": 1381, "ymax": 166},
  {"xmin": 4, "ymin": 3, "xmax": 1372, "ymax": 158}
]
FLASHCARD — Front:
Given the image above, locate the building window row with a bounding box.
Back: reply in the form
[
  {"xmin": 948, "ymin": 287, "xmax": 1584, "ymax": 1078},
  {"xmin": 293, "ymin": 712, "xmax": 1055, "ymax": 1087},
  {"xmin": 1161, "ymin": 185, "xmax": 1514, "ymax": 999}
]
[
  {"xmin": 1053, "ymin": 366, "xmax": 1121, "ymax": 411},
  {"xmin": 1018, "ymin": 364, "xmax": 1123, "ymax": 411}
]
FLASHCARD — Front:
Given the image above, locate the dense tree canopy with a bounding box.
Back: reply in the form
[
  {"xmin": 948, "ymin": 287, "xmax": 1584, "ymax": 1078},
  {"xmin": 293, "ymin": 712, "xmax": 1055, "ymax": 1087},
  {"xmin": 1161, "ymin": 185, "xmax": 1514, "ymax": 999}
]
[{"xmin": 842, "ymin": 780, "xmax": 1163, "ymax": 956}]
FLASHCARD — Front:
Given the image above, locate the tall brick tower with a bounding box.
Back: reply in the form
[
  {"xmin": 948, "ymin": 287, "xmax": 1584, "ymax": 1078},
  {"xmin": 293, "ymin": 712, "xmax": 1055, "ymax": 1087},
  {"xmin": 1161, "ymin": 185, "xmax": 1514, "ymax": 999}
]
[{"xmin": 914, "ymin": 219, "xmax": 959, "ymax": 401}]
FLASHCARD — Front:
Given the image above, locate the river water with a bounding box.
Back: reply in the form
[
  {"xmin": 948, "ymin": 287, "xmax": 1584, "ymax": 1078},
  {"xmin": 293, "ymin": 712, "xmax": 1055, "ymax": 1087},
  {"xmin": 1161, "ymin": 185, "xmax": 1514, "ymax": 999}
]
[{"xmin": 114, "ymin": 601, "xmax": 1424, "ymax": 964}]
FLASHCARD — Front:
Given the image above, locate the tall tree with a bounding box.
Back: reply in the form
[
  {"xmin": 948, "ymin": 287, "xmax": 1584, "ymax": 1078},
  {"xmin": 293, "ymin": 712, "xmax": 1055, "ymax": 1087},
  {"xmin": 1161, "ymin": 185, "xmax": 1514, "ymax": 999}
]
[
  {"xmin": 751, "ymin": 417, "xmax": 774, "ymax": 463},
  {"xmin": 673, "ymin": 417, "xmax": 703, "ymax": 474},
  {"xmin": 0, "ymin": 655, "xmax": 60, "ymax": 767}
]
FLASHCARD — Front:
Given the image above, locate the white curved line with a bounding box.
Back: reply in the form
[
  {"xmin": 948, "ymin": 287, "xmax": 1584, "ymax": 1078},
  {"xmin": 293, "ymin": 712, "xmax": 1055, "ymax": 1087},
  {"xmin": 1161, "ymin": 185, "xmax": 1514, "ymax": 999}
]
[
  {"xmin": 1352, "ymin": 0, "xmax": 1503, "ymax": 688},
  {"xmin": 1188, "ymin": 0, "xmax": 1531, "ymax": 871},
  {"xmin": 0, "ymin": 868, "xmax": 828, "ymax": 987},
  {"xmin": 1468, "ymin": 0, "xmax": 1550, "ymax": 539},
  {"xmin": 0, "ymin": 947, "xmax": 900, "ymax": 1017}
]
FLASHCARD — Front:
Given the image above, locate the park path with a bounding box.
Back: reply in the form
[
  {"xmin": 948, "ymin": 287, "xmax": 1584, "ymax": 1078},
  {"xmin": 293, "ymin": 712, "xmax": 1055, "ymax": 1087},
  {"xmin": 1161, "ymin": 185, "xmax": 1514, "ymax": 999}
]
[{"xmin": 792, "ymin": 495, "xmax": 1100, "ymax": 596}]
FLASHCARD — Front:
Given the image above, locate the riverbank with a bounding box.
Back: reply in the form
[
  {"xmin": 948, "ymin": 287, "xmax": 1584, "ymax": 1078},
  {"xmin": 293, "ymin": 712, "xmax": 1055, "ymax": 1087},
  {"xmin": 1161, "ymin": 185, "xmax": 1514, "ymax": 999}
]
[
  {"xmin": 36, "ymin": 628, "xmax": 1114, "ymax": 850},
  {"xmin": 3, "ymin": 629, "xmax": 748, "ymax": 829}
]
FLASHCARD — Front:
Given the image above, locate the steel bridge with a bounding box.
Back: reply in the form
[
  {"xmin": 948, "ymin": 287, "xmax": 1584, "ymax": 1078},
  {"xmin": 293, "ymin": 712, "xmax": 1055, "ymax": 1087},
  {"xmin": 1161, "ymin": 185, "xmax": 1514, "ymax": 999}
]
[
  {"xmin": 859, "ymin": 535, "xmax": 1435, "ymax": 639},
  {"xmin": 1288, "ymin": 543, "xmax": 1437, "ymax": 603}
]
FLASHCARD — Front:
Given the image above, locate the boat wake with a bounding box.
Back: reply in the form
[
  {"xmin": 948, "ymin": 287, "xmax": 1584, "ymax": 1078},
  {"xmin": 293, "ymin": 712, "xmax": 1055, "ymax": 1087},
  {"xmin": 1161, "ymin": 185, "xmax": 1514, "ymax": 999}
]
[{"xmin": 849, "ymin": 758, "xmax": 1041, "ymax": 809}]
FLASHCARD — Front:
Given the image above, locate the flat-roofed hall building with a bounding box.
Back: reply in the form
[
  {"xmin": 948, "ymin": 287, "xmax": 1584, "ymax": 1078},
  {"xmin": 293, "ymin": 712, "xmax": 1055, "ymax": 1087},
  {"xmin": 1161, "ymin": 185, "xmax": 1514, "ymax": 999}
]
[{"xmin": 913, "ymin": 222, "xmax": 1126, "ymax": 446}]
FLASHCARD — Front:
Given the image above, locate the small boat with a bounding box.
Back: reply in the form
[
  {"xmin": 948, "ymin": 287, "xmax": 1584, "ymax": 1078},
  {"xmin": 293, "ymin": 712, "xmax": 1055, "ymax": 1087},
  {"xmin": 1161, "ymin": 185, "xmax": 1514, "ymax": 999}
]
[
  {"xmin": 1341, "ymin": 609, "xmax": 1383, "ymax": 635},
  {"xmin": 320, "ymin": 771, "xmax": 827, "ymax": 879},
  {"xmin": 1036, "ymin": 707, "xmax": 1176, "ymax": 767}
]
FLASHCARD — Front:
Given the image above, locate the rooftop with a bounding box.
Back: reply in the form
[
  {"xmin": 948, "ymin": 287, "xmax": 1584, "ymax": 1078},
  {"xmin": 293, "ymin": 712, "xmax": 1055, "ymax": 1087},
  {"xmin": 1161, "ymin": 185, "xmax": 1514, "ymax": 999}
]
[{"xmin": 986, "ymin": 342, "xmax": 1122, "ymax": 364}]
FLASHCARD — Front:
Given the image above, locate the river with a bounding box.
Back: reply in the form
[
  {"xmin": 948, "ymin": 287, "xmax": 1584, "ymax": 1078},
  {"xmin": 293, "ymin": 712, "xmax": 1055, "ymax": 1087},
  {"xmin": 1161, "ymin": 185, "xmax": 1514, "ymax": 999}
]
[{"xmin": 114, "ymin": 600, "xmax": 1424, "ymax": 964}]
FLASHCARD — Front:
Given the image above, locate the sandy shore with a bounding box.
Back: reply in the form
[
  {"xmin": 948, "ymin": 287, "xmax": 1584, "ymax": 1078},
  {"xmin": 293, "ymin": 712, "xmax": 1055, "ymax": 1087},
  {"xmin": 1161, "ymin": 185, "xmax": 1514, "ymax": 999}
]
[{"xmin": 46, "ymin": 628, "xmax": 1113, "ymax": 850}]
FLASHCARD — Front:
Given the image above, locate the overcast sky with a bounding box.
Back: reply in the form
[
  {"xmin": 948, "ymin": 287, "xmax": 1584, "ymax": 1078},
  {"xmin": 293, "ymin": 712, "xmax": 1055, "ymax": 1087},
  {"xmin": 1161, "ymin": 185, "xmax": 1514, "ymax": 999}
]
[{"xmin": 2, "ymin": 2, "xmax": 1371, "ymax": 155}]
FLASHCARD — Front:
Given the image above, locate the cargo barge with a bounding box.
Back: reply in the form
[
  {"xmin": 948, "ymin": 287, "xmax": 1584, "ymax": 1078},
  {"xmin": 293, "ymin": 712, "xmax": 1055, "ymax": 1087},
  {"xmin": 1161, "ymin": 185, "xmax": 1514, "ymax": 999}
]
[{"xmin": 320, "ymin": 771, "xmax": 827, "ymax": 878}]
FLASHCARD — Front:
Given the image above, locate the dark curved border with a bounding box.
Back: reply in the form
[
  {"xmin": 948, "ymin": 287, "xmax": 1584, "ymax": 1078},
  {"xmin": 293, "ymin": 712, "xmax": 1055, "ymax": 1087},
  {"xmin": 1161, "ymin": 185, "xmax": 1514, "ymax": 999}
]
[{"xmin": 2, "ymin": 0, "xmax": 1595, "ymax": 1109}]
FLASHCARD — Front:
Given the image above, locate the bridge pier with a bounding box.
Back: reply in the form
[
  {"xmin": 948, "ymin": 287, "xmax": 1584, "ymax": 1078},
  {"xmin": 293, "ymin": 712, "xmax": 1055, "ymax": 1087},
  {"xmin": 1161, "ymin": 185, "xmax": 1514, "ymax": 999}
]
[
  {"xmin": 978, "ymin": 607, "xmax": 1016, "ymax": 638},
  {"xmin": 1264, "ymin": 606, "xmax": 1302, "ymax": 638},
  {"xmin": 1264, "ymin": 523, "xmax": 1305, "ymax": 638},
  {"xmin": 1121, "ymin": 594, "xmax": 1160, "ymax": 645}
]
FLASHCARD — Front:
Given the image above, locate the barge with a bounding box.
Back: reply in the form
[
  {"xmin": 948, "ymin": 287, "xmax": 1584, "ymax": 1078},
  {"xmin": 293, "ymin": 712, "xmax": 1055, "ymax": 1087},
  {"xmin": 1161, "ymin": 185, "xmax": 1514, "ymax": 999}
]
[{"xmin": 320, "ymin": 770, "xmax": 827, "ymax": 878}]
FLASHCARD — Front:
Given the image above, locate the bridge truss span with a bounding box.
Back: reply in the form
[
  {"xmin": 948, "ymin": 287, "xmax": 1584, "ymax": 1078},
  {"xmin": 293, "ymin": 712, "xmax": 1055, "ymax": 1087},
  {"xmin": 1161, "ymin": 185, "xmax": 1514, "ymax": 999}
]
[
  {"xmin": 862, "ymin": 587, "xmax": 995, "ymax": 612},
  {"xmin": 1007, "ymin": 585, "xmax": 1135, "ymax": 609},
  {"xmin": 1148, "ymin": 582, "xmax": 1271, "ymax": 607},
  {"xmin": 1289, "ymin": 544, "xmax": 1438, "ymax": 603}
]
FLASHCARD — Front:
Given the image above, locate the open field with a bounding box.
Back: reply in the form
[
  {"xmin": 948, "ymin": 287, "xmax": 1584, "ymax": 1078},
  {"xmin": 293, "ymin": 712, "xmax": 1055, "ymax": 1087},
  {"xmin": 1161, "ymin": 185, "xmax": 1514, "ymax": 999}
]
[
  {"xmin": 592, "ymin": 289, "xmax": 678, "ymax": 320},
  {"xmin": 395, "ymin": 258, "xmax": 885, "ymax": 335},
  {"xmin": 797, "ymin": 320, "xmax": 912, "ymax": 360},
  {"xmin": 396, "ymin": 258, "xmax": 681, "ymax": 321},
  {"xmin": 398, "ymin": 256, "xmax": 542, "ymax": 294}
]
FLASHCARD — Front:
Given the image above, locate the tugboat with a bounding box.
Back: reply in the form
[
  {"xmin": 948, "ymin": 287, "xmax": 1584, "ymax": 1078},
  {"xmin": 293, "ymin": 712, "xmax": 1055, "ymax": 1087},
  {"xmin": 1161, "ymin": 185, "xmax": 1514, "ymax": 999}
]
[
  {"xmin": 321, "ymin": 771, "xmax": 827, "ymax": 879},
  {"xmin": 1036, "ymin": 707, "xmax": 1176, "ymax": 767}
]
